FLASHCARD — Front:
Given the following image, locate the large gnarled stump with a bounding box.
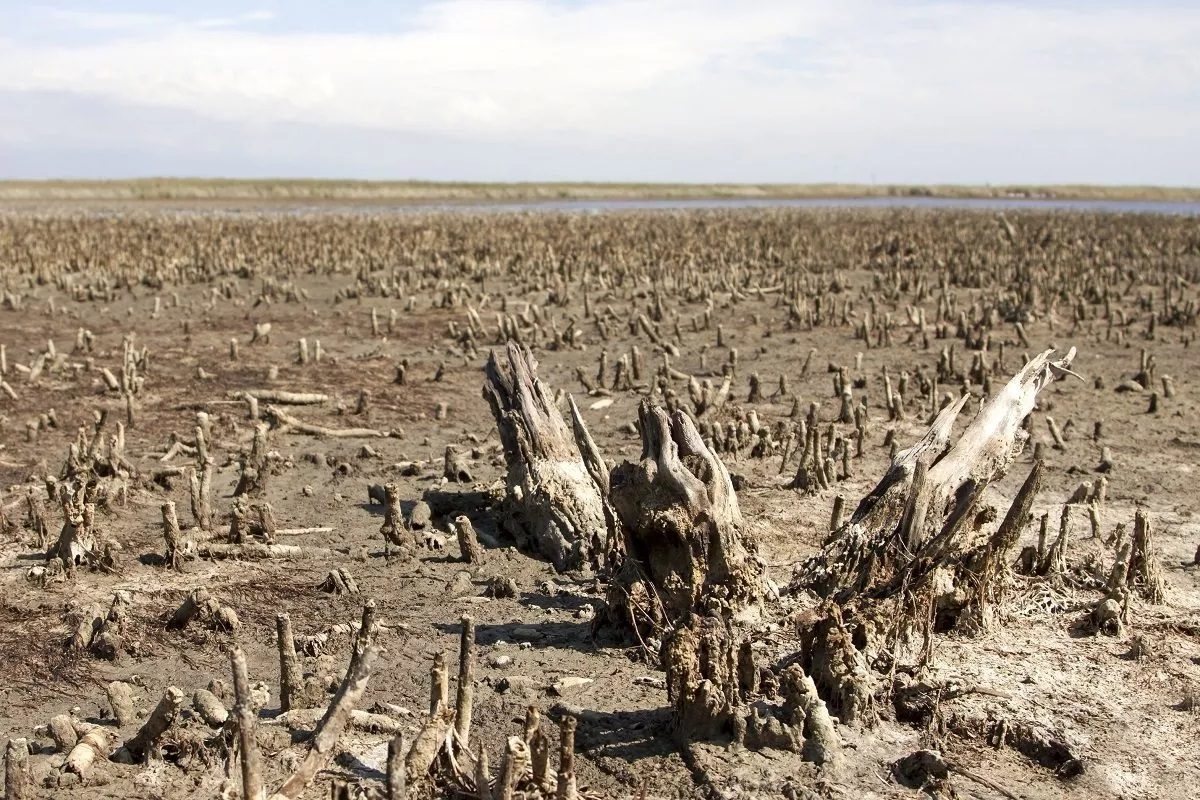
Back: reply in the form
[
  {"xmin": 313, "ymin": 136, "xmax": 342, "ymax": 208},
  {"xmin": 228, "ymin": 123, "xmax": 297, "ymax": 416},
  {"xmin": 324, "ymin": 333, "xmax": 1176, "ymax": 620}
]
[
  {"xmin": 483, "ymin": 343, "xmax": 608, "ymax": 572},
  {"xmin": 608, "ymin": 401, "xmax": 765, "ymax": 638},
  {"xmin": 790, "ymin": 349, "xmax": 1077, "ymax": 726}
]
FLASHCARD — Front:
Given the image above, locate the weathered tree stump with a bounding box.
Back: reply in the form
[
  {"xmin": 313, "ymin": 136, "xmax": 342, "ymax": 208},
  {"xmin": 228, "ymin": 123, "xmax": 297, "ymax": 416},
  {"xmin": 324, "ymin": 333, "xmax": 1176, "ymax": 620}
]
[
  {"xmin": 483, "ymin": 343, "xmax": 608, "ymax": 571},
  {"xmin": 607, "ymin": 401, "xmax": 765, "ymax": 636},
  {"xmin": 789, "ymin": 349, "xmax": 1078, "ymax": 725}
]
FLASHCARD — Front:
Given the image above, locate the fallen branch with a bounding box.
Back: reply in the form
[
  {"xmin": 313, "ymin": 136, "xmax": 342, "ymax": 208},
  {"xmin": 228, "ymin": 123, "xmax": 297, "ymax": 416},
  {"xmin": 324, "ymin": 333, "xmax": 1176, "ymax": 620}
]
[
  {"xmin": 232, "ymin": 390, "xmax": 329, "ymax": 405},
  {"xmin": 266, "ymin": 405, "xmax": 387, "ymax": 438},
  {"xmin": 198, "ymin": 543, "xmax": 338, "ymax": 560},
  {"xmin": 269, "ymin": 643, "xmax": 381, "ymax": 800}
]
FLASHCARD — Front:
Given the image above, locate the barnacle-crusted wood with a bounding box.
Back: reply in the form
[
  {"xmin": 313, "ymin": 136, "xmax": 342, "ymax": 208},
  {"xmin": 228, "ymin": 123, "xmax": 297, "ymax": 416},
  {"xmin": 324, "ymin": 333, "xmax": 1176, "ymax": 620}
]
[{"xmin": 484, "ymin": 342, "xmax": 608, "ymax": 572}]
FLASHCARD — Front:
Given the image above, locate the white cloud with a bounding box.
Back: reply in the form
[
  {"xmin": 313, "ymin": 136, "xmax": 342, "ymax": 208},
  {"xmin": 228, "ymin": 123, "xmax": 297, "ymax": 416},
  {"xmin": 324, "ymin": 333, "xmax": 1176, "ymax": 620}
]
[{"xmin": 1, "ymin": 1, "xmax": 1197, "ymax": 182}]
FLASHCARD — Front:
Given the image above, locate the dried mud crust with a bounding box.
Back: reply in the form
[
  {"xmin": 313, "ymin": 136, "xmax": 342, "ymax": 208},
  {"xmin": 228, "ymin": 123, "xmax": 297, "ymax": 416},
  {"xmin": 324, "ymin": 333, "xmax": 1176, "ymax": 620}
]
[{"xmin": 0, "ymin": 207, "xmax": 1195, "ymax": 799}]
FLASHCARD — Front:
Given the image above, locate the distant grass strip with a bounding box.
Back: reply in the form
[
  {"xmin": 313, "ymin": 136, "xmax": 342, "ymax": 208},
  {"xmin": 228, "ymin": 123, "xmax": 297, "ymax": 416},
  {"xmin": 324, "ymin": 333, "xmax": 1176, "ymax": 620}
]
[{"xmin": 1, "ymin": 179, "xmax": 1198, "ymax": 204}]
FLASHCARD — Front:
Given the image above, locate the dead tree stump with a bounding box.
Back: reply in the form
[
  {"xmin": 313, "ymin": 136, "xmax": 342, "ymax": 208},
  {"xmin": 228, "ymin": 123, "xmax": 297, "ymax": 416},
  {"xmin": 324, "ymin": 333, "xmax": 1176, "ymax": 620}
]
[
  {"xmin": 607, "ymin": 401, "xmax": 765, "ymax": 636},
  {"xmin": 483, "ymin": 343, "xmax": 608, "ymax": 571},
  {"xmin": 789, "ymin": 349, "xmax": 1078, "ymax": 725}
]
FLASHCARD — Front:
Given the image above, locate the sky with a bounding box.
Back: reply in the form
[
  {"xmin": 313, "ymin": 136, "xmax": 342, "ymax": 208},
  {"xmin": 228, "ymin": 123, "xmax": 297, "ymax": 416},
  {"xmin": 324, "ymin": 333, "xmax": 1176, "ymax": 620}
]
[{"xmin": 0, "ymin": 1, "xmax": 1197, "ymax": 184}]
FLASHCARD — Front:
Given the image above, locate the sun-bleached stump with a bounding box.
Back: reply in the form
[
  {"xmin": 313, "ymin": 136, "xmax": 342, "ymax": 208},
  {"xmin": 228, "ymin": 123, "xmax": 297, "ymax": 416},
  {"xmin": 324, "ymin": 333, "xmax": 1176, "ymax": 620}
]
[
  {"xmin": 387, "ymin": 734, "xmax": 407, "ymax": 800},
  {"xmin": 47, "ymin": 714, "xmax": 77, "ymax": 753},
  {"xmin": 193, "ymin": 688, "xmax": 229, "ymax": 727},
  {"xmin": 161, "ymin": 500, "xmax": 187, "ymax": 570},
  {"xmin": 483, "ymin": 343, "xmax": 608, "ymax": 572},
  {"xmin": 789, "ymin": 349, "xmax": 1077, "ymax": 726},
  {"xmin": 607, "ymin": 401, "xmax": 765, "ymax": 636},
  {"xmin": 277, "ymin": 613, "xmax": 304, "ymax": 712}
]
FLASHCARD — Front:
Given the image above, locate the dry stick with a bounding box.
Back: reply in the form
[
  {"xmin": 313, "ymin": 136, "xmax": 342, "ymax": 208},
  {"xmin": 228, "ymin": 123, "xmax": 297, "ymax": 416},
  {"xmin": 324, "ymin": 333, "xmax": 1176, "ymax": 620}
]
[
  {"xmin": 270, "ymin": 708, "xmax": 405, "ymax": 734},
  {"xmin": 387, "ymin": 734, "xmax": 407, "ymax": 800},
  {"xmin": 430, "ymin": 652, "xmax": 449, "ymax": 717},
  {"xmin": 455, "ymin": 615, "xmax": 476, "ymax": 746},
  {"xmin": 266, "ymin": 405, "xmax": 385, "ymax": 438},
  {"xmin": 231, "ymin": 646, "xmax": 265, "ymax": 800},
  {"xmin": 276, "ymin": 526, "xmax": 334, "ymax": 536},
  {"xmin": 943, "ymin": 757, "xmax": 1022, "ymax": 800},
  {"xmin": 269, "ymin": 643, "xmax": 381, "ymax": 800},
  {"xmin": 554, "ymin": 714, "xmax": 578, "ymax": 800},
  {"xmin": 496, "ymin": 736, "xmax": 530, "ymax": 800},
  {"xmin": 198, "ymin": 542, "xmax": 336, "ymax": 560},
  {"xmin": 232, "ymin": 390, "xmax": 329, "ymax": 405},
  {"xmin": 162, "ymin": 500, "xmax": 183, "ymax": 569},
  {"xmin": 5, "ymin": 738, "xmax": 29, "ymax": 800},
  {"xmin": 277, "ymin": 614, "xmax": 303, "ymax": 713}
]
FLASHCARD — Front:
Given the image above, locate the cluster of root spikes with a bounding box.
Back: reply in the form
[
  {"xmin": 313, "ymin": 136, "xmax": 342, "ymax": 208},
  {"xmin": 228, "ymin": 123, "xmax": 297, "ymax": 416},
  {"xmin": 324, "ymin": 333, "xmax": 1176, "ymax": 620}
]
[
  {"xmin": 481, "ymin": 336, "xmax": 1179, "ymax": 794},
  {"xmin": 2, "ymin": 602, "xmax": 598, "ymax": 800}
]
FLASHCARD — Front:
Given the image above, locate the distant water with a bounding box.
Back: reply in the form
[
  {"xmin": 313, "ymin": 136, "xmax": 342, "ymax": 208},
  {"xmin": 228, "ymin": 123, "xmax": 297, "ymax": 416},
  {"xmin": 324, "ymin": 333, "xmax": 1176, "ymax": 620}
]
[
  {"xmin": 286, "ymin": 196, "xmax": 1200, "ymax": 216},
  {"xmin": 16, "ymin": 195, "xmax": 1200, "ymax": 217}
]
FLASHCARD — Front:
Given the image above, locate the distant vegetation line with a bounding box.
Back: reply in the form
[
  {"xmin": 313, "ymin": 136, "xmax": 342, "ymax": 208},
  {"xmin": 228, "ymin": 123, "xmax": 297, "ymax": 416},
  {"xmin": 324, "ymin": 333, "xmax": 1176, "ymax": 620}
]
[{"xmin": 1, "ymin": 179, "xmax": 1198, "ymax": 203}]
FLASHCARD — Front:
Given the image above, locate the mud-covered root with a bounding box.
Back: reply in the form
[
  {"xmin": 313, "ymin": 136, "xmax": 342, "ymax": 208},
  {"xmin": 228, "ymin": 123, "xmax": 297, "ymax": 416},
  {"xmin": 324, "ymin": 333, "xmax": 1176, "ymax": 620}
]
[
  {"xmin": 663, "ymin": 615, "xmax": 753, "ymax": 741},
  {"xmin": 661, "ymin": 615, "xmax": 853, "ymax": 770},
  {"xmin": 798, "ymin": 609, "xmax": 876, "ymax": 726},
  {"xmin": 483, "ymin": 342, "xmax": 608, "ymax": 572},
  {"xmin": 607, "ymin": 401, "xmax": 765, "ymax": 635},
  {"xmin": 454, "ymin": 515, "xmax": 484, "ymax": 564},
  {"xmin": 793, "ymin": 672, "xmax": 843, "ymax": 773},
  {"xmin": 443, "ymin": 446, "xmax": 473, "ymax": 483},
  {"xmin": 119, "ymin": 685, "xmax": 185, "ymax": 762},
  {"xmin": 1128, "ymin": 508, "xmax": 1166, "ymax": 603},
  {"xmin": 167, "ymin": 588, "xmax": 240, "ymax": 631},
  {"xmin": 234, "ymin": 423, "xmax": 272, "ymax": 497},
  {"xmin": 380, "ymin": 483, "xmax": 415, "ymax": 557},
  {"xmin": 5, "ymin": 737, "xmax": 30, "ymax": 800},
  {"xmin": 318, "ymin": 568, "xmax": 361, "ymax": 594}
]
